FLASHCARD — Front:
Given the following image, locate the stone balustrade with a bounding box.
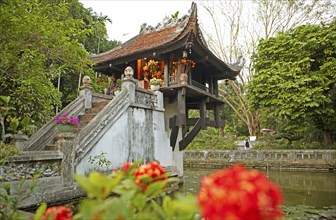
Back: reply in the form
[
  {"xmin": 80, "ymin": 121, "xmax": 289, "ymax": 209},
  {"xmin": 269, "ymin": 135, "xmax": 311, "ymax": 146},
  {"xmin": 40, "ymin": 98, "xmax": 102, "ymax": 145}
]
[{"xmin": 184, "ymin": 150, "xmax": 336, "ymax": 171}]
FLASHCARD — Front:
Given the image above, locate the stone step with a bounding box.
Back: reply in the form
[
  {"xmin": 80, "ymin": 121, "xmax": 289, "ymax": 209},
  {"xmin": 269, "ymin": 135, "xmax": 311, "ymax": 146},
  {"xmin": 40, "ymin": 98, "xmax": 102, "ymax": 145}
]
[
  {"xmin": 48, "ymin": 100, "xmax": 111, "ymax": 149},
  {"xmin": 79, "ymin": 113, "xmax": 96, "ymax": 122},
  {"xmin": 45, "ymin": 144, "xmax": 57, "ymax": 151},
  {"xmin": 93, "ymin": 100, "xmax": 110, "ymax": 109}
]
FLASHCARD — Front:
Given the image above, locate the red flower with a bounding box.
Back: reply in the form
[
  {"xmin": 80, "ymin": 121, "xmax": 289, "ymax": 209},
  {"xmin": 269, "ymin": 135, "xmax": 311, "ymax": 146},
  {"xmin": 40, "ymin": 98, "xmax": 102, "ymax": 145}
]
[
  {"xmin": 134, "ymin": 161, "xmax": 167, "ymax": 192},
  {"xmin": 121, "ymin": 162, "xmax": 134, "ymax": 172},
  {"xmin": 197, "ymin": 164, "xmax": 283, "ymax": 220},
  {"xmin": 42, "ymin": 206, "xmax": 72, "ymax": 220}
]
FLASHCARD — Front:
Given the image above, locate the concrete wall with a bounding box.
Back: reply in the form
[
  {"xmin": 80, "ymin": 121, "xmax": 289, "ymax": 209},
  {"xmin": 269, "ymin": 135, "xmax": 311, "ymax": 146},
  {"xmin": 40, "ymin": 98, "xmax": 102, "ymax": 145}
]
[
  {"xmin": 76, "ymin": 80, "xmax": 182, "ymax": 175},
  {"xmin": 184, "ymin": 150, "xmax": 336, "ymax": 171},
  {"xmin": 163, "ymin": 97, "xmax": 184, "ymax": 176}
]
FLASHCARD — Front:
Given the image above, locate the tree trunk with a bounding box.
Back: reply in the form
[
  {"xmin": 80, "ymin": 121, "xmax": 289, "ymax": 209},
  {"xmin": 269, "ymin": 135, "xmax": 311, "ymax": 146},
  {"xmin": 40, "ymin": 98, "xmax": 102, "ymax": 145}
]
[
  {"xmin": 220, "ymin": 126, "xmax": 225, "ymax": 137},
  {"xmin": 323, "ymin": 130, "xmax": 334, "ymax": 147}
]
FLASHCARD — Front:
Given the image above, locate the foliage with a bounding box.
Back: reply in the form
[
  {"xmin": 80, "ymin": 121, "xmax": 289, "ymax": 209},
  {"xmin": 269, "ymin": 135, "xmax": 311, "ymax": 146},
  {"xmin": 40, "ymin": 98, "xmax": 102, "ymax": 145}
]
[
  {"xmin": 0, "ymin": 96, "xmax": 35, "ymax": 143},
  {"xmin": 35, "ymin": 162, "xmax": 287, "ymax": 220},
  {"xmin": 146, "ymin": 60, "xmax": 159, "ymax": 74},
  {"xmin": 88, "ymin": 152, "xmax": 112, "ymax": 172},
  {"xmin": 70, "ymin": 1, "xmax": 121, "ymax": 55},
  {"xmin": 54, "ymin": 114, "xmax": 79, "ymax": 125},
  {"xmin": 149, "ymin": 78, "xmax": 163, "ymax": 86},
  {"xmin": 189, "ymin": 128, "xmax": 237, "ymax": 150},
  {"xmin": 0, "ymin": 182, "xmax": 30, "ymax": 220},
  {"xmin": 57, "ymin": 1, "xmax": 121, "ymax": 106},
  {"xmin": 218, "ymin": 82, "xmax": 252, "ymax": 137},
  {"xmin": 0, "ymin": 0, "xmax": 96, "ymax": 127},
  {"xmin": 250, "ymin": 22, "xmax": 336, "ymax": 146},
  {"xmin": 36, "ymin": 161, "xmax": 198, "ymax": 219},
  {"xmin": 0, "ymin": 142, "xmax": 39, "ymax": 220},
  {"xmin": 201, "ymin": 0, "xmax": 335, "ymax": 137}
]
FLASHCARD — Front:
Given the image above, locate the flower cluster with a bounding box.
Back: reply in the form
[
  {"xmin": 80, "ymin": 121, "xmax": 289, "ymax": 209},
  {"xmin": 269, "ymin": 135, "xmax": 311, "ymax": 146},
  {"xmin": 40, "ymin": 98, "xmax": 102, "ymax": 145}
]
[
  {"xmin": 149, "ymin": 77, "xmax": 163, "ymax": 86},
  {"xmin": 36, "ymin": 162, "xmax": 284, "ymax": 220},
  {"xmin": 146, "ymin": 60, "xmax": 159, "ymax": 73},
  {"xmin": 54, "ymin": 114, "xmax": 79, "ymax": 125},
  {"xmin": 42, "ymin": 206, "xmax": 72, "ymax": 220},
  {"xmin": 197, "ymin": 164, "xmax": 283, "ymax": 220},
  {"xmin": 134, "ymin": 161, "xmax": 167, "ymax": 192}
]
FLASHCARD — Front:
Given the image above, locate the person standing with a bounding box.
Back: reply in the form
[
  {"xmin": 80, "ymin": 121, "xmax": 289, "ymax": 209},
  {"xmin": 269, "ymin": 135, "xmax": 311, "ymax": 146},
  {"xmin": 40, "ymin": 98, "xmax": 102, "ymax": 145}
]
[{"xmin": 244, "ymin": 137, "xmax": 250, "ymax": 150}]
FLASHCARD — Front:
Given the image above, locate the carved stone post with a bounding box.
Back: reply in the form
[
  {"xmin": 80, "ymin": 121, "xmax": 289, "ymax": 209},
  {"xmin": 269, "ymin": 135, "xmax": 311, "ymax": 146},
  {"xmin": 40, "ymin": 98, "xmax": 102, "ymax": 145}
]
[
  {"xmin": 122, "ymin": 66, "xmax": 136, "ymax": 103},
  {"xmin": 79, "ymin": 75, "xmax": 92, "ymax": 109},
  {"xmin": 56, "ymin": 133, "xmax": 76, "ymax": 186}
]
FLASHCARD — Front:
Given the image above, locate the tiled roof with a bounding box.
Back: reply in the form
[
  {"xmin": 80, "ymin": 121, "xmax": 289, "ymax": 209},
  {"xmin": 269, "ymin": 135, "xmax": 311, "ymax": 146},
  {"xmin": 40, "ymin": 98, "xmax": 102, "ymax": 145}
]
[
  {"xmin": 91, "ymin": 25, "xmax": 182, "ymax": 63},
  {"xmin": 90, "ymin": 2, "xmax": 242, "ymax": 78}
]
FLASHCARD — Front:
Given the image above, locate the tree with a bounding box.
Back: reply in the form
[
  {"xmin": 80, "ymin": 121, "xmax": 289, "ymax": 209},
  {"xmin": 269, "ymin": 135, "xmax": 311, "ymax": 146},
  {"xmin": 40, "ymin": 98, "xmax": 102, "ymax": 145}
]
[
  {"xmin": 0, "ymin": 0, "xmax": 117, "ymax": 127},
  {"xmin": 249, "ymin": 22, "xmax": 336, "ymax": 146},
  {"xmin": 200, "ymin": 0, "xmax": 335, "ymax": 137},
  {"xmin": 53, "ymin": 1, "xmax": 121, "ymax": 107},
  {"xmin": 69, "ymin": 1, "xmax": 121, "ymax": 54}
]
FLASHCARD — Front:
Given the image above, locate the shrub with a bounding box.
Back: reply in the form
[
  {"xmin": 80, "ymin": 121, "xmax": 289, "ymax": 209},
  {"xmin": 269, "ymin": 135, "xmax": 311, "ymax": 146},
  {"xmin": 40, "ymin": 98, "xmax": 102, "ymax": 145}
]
[{"xmin": 35, "ymin": 162, "xmax": 284, "ymax": 220}]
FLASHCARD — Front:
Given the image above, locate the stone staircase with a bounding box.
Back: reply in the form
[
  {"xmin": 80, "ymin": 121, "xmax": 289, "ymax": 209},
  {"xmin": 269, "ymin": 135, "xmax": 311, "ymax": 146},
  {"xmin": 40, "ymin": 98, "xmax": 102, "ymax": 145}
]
[{"xmin": 45, "ymin": 100, "xmax": 111, "ymax": 151}]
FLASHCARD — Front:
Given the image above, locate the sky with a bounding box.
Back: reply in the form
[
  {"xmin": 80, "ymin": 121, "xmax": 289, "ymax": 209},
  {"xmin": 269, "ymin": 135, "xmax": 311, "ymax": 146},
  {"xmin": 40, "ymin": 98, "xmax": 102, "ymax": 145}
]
[{"xmin": 79, "ymin": 0, "xmax": 201, "ymax": 42}]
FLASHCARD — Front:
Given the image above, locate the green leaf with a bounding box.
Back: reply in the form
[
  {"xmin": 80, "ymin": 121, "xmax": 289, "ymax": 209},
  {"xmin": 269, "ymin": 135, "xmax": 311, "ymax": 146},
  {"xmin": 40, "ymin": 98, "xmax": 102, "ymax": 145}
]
[
  {"xmin": 34, "ymin": 203, "xmax": 47, "ymax": 220},
  {"xmin": 132, "ymin": 193, "xmax": 147, "ymax": 210},
  {"xmin": 151, "ymin": 200, "xmax": 166, "ymax": 220},
  {"xmin": 0, "ymin": 96, "xmax": 10, "ymax": 105},
  {"xmin": 145, "ymin": 181, "xmax": 166, "ymax": 197}
]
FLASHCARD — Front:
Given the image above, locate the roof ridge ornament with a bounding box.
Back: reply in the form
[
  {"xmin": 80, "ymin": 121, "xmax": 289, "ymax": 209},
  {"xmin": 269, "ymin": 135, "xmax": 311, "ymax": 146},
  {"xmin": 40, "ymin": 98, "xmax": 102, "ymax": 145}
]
[
  {"xmin": 139, "ymin": 5, "xmax": 192, "ymax": 34},
  {"xmin": 232, "ymin": 56, "xmax": 246, "ymax": 68},
  {"xmin": 190, "ymin": 2, "xmax": 197, "ymax": 18}
]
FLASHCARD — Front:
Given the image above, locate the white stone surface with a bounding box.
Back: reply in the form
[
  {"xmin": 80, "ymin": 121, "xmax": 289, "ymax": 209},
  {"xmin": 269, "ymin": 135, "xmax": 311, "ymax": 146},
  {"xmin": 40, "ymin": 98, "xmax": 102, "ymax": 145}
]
[{"xmin": 76, "ymin": 89, "xmax": 183, "ymax": 176}]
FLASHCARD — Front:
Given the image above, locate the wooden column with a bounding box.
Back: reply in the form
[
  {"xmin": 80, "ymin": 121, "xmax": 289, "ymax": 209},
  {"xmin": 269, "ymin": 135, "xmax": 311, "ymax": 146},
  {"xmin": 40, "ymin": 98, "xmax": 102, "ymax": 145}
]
[
  {"xmin": 214, "ymin": 103, "xmax": 224, "ymax": 128},
  {"xmin": 177, "ymin": 61, "xmax": 182, "ymax": 85},
  {"xmin": 213, "ymin": 78, "xmax": 219, "ymax": 96},
  {"xmin": 164, "ymin": 55, "xmax": 169, "ymax": 87},
  {"xmin": 209, "ymin": 76, "xmax": 214, "ymax": 95},
  {"xmin": 200, "ymin": 98, "xmax": 207, "ymax": 130},
  {"xmin": 169, "ymin": 115, "xmax": 179, "ymax": 151},
  {"xmin": 177, "ymin": 87, "xmax": 186, "ymax": 127}
]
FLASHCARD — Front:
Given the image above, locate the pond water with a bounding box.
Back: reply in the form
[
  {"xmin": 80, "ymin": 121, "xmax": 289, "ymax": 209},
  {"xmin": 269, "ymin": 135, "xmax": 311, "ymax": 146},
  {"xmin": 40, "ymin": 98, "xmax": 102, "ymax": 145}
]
[{"xmin": 180, "ymin": 168, "xmax": 336, "ymax": 208}]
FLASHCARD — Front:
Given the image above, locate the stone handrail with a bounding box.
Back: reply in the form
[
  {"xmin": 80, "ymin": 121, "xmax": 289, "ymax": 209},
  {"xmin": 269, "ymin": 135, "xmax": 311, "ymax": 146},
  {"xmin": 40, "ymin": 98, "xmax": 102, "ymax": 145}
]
[
  {"xmin": 25, "ymin": 95, "xmax": 85, "ymax": 151},
  {"xmin": 184, "ymin": 150, "xmax": 336, "ymax": 170},
  {"xmin": 75, "ymin": 89, "xmax": 130, "ymax": 164},
  {"xmin": 2, "ymin": 151, "xmax": 63, "ymax": 182}
]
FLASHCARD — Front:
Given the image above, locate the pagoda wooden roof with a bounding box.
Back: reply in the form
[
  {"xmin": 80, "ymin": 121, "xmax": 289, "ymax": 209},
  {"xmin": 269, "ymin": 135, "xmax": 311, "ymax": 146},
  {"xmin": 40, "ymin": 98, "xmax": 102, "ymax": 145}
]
[{"xmin": 91, "ymin": 2, "xmax": 241, "ymax": 80}]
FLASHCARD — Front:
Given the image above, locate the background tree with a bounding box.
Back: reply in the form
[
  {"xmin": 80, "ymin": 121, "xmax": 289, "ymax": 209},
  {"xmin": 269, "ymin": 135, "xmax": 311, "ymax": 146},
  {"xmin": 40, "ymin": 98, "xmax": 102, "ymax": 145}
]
[
  {"xmin": 69, "ymin": 1, "xmax": 121, "ymax": 55},
  {"xmin": 53, "ymin": 0, "xmax": 121, "ymax": 106},
  {"xmin": 249, "ymin": 22, "xmax": 336, "ymax": 146},
  {"xmin": 200, "ymin": 0, "xmax": 335, "ymax": 138},
  {"xmin": 0, "ymin": 0, "xmax": 119, "ymax": 128}
]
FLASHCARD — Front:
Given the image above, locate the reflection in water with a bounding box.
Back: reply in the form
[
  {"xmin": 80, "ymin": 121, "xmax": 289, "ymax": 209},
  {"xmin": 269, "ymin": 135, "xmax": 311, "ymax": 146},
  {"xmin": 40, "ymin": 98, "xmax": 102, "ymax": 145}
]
[{"xmin": 180, "ymin": 168, "xmax": 336, "ymax": 208}]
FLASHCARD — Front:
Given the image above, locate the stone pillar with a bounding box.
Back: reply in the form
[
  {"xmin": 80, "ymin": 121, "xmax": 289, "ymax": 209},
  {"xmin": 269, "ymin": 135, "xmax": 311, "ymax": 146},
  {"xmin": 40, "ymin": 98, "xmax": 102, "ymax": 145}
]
[
  {"xmin": 56, "ymin": 133, "xmax": 76, "ymax": 186},
  {"xmin": 79, "ymin": 75, "xmax": 92, "ymax": 109},
  {"xmin": 12, "ymin": 134, "xmax": 28, "ymax": 151},
  {"xmin": 122, "ymin": 66, "xmax": 136, "ymax": 103},
  {"xmin": 156, "ymin": 91, "xmax": 164, "ymax": 108}
]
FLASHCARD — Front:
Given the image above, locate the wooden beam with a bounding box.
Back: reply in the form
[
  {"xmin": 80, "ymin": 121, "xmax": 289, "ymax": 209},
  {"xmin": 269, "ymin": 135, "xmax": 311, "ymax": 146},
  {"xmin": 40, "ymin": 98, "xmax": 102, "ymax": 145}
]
[
  {"xmin": 194, "ymin": 56, "xmax": 208, "ymax": 63},
  {"xmin": 182, "ymin": 126, "xmax": 189, "ymax": 137},
  {"xmin": 179, "ymin": 118, "xmax": 202, "ymax": 151},
  {"xmin": 169, "ymin": 115, "xmax": 179, "ymax": 151},
  {"xmin": 187, "ymin": 118, "xmax": 222, "ymax": 127}
]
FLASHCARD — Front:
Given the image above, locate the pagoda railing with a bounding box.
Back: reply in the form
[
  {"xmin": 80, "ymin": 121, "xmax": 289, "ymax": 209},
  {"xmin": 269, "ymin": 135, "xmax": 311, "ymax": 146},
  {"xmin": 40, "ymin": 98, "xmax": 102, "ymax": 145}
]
[{"xmin": 167, "ymin": 74, "xmax": 218, "ymax": 96}]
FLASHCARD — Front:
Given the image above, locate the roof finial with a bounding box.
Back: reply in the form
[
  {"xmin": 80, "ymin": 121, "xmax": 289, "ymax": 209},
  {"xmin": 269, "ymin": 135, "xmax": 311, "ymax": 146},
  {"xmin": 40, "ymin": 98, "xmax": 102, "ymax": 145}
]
[{"xmin": 190, "ymin": 2, "xmax": 197, "ymax": 18}]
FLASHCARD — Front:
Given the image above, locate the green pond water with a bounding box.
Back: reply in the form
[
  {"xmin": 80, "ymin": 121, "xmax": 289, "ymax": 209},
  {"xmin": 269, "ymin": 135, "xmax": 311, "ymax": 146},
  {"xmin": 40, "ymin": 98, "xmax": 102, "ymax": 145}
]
[{"xmin": 180, "ymin": 168, "xmax": 336, "ymax": 208}]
